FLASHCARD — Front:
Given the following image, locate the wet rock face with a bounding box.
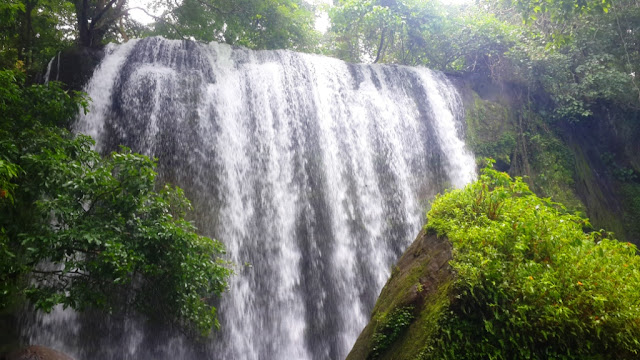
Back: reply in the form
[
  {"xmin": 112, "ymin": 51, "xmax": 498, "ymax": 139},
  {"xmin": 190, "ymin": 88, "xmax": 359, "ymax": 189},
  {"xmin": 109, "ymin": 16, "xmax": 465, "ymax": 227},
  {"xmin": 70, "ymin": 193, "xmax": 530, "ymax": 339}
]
[
  {"xmin": 41, "ymin": 46, "xmax": 104, "ymax": 91},
  {"xmin": 6, "ymin": 346, "xmax": 74, "ymax": 360}
]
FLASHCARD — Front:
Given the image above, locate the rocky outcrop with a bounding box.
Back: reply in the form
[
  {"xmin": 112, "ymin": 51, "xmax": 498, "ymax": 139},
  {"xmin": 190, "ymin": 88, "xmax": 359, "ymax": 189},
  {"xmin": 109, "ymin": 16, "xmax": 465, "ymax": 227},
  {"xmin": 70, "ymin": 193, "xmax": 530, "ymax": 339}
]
[
  {"xmin": 5, "ymin": 346, "xmax": 74, "ymax": 360},
  {"xmin": 346, "ymin": 229, "xmax": 453, "ymax": 360},
  {"xmin": 449, "ymin": 73, "xmax": 640, "ymax": 245},
  {"xmin": 41, "ymin": 46, "xmax": 104, "ymax": 91}
]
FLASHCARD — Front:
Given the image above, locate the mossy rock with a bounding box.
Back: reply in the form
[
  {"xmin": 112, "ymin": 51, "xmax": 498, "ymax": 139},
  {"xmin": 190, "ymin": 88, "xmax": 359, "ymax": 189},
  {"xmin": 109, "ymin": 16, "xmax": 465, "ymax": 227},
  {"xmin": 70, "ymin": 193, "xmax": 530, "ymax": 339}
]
[
  {"xmin": 464, "ymin": 92, "xmax": 516, "ymax": 172},
  {"xmin": 349, "ymin": 165, "xmax": 640, "ymax": 359},
  {"xmin": 346, "ymin": 229, "xmax": 453, "ymax": 360}
]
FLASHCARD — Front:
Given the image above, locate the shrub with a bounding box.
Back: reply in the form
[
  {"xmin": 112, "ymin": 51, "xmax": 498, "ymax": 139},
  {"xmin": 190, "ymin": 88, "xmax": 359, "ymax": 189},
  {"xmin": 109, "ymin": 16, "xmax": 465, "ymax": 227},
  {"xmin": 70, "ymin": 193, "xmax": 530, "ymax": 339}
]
[{"xmin": 423, "ymin": 160, "xmax": 640, "ymax": 359}]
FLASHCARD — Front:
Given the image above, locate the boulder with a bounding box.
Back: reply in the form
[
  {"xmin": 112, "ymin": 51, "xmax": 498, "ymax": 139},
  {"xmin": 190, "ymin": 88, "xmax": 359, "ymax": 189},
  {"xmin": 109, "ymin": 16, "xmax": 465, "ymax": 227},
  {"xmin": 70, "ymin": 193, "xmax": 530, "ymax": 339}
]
[
  {"xmin": 5, "ymin": 346, "xmax": 75, "ymax": 360},
  {"xmin": 346, "ymin": 228, "xmax": 453, "ymax": 360}
]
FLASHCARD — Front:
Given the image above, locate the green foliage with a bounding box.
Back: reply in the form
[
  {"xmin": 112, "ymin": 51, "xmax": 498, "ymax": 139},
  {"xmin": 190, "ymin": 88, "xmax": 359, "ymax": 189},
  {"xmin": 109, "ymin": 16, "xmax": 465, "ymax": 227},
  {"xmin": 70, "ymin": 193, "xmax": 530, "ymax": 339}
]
[
  {"xmin": 1, "ymin": 0, "xmax": 321, "ymax": 74},
  {"xmin": 152, "ymin": 0, "xmax": 320, "ymax": 51},
  {"xmin": 498, "ymin": 0, "xmax": 639, "ymax": 120},
  {"xmin": 504, "ymin": 0, "xmax": 612, "ymax": 23},
  {"xmin": 423, "ymin": 160, "xmax": 640, "ymax": 359},
  {"xmin": 328, "ymin": 0, "xmax": 639, "ymax": 121},
  {"xmin": 326, "ymin": 0, "xmax": 407, "ymax": 63},
  {"xmin": 327, "ymin": 0, "xmax": 517, "ymax": 73},
  {"xmin": 0, "ymin": 70, "xmax": 231, "ymax": 335},
  {"xmin": 370, "ymin": 306, "xmax": 415, "ymax": 359},
  {"xmin": 0, "ymin": 0, "xmax": 75, "ymax": 73}
]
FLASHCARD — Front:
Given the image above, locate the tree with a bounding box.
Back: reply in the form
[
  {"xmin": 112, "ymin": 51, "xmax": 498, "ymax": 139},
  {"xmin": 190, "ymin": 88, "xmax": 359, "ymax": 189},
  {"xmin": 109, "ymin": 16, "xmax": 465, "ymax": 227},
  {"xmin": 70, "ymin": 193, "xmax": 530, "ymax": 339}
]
[
  {"xmin": 484, "ymin": 0, "xmax": 640, "ymax": 120},
  {"xmin": 326, "ymin": 0, "xmax": 516, "ymax": 75},
  {"xmin": 0, "ymin": 70, "xmax": 231, "ymax": 335},
  {"xmin": 0, "ymin": 0, "xmax": 75, "ymax": 72},
  {"xmin": 1, "ymin": 0, "xmax": 321, "ymax": 73},
  {"xmin": 152, "ymin": 0, "xmax": 320, "ymax": 50}
]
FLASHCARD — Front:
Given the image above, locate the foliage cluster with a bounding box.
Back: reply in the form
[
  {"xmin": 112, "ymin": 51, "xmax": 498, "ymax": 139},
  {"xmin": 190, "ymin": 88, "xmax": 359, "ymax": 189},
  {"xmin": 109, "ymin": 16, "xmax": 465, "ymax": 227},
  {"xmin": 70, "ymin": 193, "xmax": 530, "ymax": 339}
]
[
  {"xmin": 370, "ymin": 306, "xmax": 415, "ymax": 359},
  {"xmin": 421, "ymin": 160, "xmax": 640, "ymax": 359},
  {"xmin": 326, "ymin": 0, "xmax": 517, "ymax": 72},
  {"xmin": 326, "ymin": 0, "xmax": 639, "ymax": 122},
  {"xmin": 152, "ymin": 0, "xmax": 319, "ymax": 51},
  {"xmin": 0, "ymin": 70, "xmax": 231, "ymax": 335},
  {"xmin": 0, "ymin": 0, "xmax": 75, "ymax": 72}
]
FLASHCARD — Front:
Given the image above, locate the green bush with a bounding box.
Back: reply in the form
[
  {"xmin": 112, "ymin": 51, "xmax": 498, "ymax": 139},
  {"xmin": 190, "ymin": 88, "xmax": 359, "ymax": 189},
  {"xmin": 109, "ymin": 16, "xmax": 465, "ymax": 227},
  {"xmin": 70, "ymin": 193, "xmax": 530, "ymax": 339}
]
[{"xmin": 422, "ymin": 160, "xmax": 640, "ymax": 359}]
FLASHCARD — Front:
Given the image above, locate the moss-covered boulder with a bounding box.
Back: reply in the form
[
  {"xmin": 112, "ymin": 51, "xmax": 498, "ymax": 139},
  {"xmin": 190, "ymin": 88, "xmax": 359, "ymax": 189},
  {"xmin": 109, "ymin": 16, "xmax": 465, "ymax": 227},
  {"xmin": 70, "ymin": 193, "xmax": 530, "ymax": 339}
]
[
  {"xmin": 347, "ymin": 163, "xmax": 640, "ymax": 359},
  {"xmin": 346, "ymin": 229, "xmax": 453, "ymax": 360}
]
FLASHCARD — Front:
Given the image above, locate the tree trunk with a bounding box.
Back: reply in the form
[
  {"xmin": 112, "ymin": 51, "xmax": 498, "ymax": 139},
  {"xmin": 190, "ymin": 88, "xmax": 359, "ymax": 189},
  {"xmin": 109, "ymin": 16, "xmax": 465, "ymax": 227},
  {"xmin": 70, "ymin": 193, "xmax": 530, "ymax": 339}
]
[
  {"xmin": 18, "ymin": 0, "xmax": 35, "ymax": 67},
  {"xmin": 76, "ymin": 0, "xmax": 91, "ymax": 47}
]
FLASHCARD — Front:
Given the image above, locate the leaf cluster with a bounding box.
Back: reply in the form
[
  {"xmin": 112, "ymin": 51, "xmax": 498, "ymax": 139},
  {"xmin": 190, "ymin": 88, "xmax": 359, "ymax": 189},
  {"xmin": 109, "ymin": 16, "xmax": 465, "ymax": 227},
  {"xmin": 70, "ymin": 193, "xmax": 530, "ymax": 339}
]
[
  {"xmin": 422, "ymin": 160, "xmax": 640, "ymax": 359},
  {"xmin": 327, "ymin": 0, "xmax": 639, "ymax": 122},
  {"xmin": 370, "ymin": 306, "xmax": 416, "ymax": 359},
  {"xmin": 0, "ymin": 70, "xmax": 231, "ymax": 335},
  {"xmin": 0, "ymin": 0, "xmax": 76, "ymax": 73},
  {"xmin": 151, "ymin": 0, "xmax": 320, "ymax": 51}
]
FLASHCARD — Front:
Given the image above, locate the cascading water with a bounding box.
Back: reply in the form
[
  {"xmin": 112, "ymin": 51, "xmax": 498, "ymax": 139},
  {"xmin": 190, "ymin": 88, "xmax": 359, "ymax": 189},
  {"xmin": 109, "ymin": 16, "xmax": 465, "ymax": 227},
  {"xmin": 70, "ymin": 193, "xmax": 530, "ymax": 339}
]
[{"xmin": 22, "ymin": 37, "xmax": 476, "ymax": 360}]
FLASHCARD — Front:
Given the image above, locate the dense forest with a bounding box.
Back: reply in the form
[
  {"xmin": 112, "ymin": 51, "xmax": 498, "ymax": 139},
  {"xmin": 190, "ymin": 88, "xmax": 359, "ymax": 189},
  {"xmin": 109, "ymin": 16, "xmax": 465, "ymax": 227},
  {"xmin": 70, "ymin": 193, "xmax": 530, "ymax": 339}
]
[{"xmin": 1, "ymin": 0, "xmax": 640, "ymax": 358}]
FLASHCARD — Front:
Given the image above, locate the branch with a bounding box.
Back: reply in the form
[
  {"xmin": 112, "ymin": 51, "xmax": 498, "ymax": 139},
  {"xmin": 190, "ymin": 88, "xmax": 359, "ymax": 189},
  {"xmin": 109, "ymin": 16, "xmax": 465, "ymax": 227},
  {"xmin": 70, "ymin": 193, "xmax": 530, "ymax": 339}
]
[
  {"xmin": 192, "ymin": 0, "xmax": 244, "ymax": 16},
  {"xmin": 373, "ymin": 28, "xmax": 386, "ymax": 64},
  {"xmin": 90, "ymin": 0, "xmax": 119, "ymax": 31},
  {"xmin": 126, "ymin": 7, "xmax": 186, "ymax": 39}
]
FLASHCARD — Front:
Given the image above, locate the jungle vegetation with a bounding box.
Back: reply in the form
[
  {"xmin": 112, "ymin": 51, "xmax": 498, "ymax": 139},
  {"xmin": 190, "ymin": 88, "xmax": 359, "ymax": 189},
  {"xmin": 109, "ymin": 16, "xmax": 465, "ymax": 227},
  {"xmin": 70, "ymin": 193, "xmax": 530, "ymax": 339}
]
[
  {"xmin": 421, "ymin": 161, "xmax": 640, "ymax": 359},
  {"xmin": 356, "ymin": 161, "xmax": 640, "ymax": 359},
  {"xmin": 1, "ymin": 0, "xmax": 639, "ymax": 338}
]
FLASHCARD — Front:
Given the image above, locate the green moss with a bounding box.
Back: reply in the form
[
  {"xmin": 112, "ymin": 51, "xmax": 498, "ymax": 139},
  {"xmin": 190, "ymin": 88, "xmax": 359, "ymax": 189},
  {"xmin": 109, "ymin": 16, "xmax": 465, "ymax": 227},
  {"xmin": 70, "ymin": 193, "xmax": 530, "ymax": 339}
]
[
  {"xmin": 526, "ymin": 122, "xmax": 585, "ymax": 214},
  {"xmin": 571, "ymin": 143, "xmax": 626, "ymax": 237},
  {"xmin": 367, "ymin": 280, "xmax": 453, "ymax": 360},
  {"xmin": 370, "ymin": 306, "xmax": 415, "ymax": 358},
  {"xmin": 393, "ymin": 281, "xmax": 452, "ymax": 360},
  {"xmin": 465, "ymin": 92, "xmax": 585, "ymax": 214},
  {"xmin": 346, "ymin": 228, "xmax": 454, "ymax": 360},
  {"xmin": 621, "ymin": 183, "xmax": 640, "ymax": 243},
  {"xmin": 373, "ymin": 256, "xmax": 434, "ymax": 315},
  {"xmin": 465, "ymin": 93, "xmax": 516, "ymax": 170}
]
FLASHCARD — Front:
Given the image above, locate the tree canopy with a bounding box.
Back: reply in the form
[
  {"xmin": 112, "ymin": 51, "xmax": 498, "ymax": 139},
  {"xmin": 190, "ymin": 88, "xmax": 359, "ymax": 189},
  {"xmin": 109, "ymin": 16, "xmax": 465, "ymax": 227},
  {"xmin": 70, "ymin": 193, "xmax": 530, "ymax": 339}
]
[
  {"xmin": 152, "ymin": 0, "xmax": 320, "ymax": 50},
  {"xmin": 0, "ymin": 0, "xmax": 320, "ymax": 75}
]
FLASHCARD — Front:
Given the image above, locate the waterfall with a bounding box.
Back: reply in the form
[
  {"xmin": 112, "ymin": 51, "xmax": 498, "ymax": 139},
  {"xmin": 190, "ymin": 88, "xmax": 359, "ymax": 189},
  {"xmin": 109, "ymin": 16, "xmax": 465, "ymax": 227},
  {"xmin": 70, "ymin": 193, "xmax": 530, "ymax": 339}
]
[
  {"xmin": 23, "ymin": 37, "xmax": 476, "ymax": 360},
  {"xmin": 43, "ymin": 51, "xmax": 60, "ymax": 84}
]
